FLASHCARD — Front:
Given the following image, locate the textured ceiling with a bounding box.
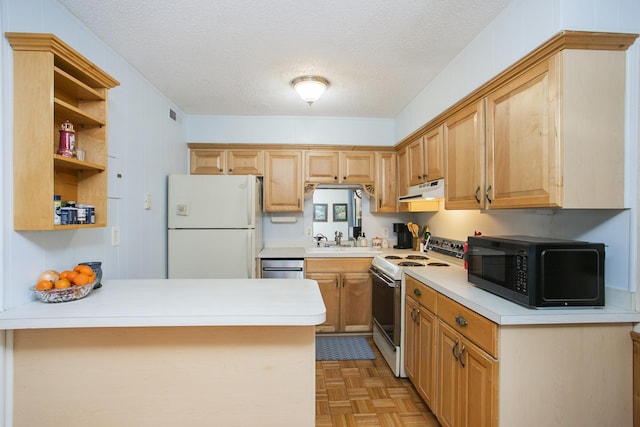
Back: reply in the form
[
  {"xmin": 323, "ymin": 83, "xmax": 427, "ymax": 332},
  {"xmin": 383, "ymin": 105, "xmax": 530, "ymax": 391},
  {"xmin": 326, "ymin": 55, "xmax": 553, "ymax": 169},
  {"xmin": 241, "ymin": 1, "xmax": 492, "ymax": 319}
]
[{"xmin": 57, "ymin": 0, "xmax": 511, "ymax": 118}]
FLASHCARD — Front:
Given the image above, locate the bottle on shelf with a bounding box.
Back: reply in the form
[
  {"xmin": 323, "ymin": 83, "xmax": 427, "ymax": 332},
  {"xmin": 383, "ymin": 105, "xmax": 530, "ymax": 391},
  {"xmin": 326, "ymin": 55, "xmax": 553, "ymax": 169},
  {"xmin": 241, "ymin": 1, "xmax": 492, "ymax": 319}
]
[{"xmin": 53, "ymin": 195, "xmax": 61, "ymax": 225}]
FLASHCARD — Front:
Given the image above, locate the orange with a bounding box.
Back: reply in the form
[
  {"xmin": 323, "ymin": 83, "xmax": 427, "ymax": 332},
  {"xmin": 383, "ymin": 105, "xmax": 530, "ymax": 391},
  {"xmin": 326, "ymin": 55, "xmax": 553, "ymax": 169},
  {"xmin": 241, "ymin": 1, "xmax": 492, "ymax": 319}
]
[
  {"xmin": 55, "ymin": 278, "xmax": 71, "ymax": 289},
  {"xmin": 66, "ymin": 271, "xmax": 78, "ymax": 282},
  {"xmin": 74, "ymin": 265, "xmax": 94, "ymax": 276},
  {"xmin": 72, "ymin": 273, "xmax": 91, "ymax": 286},
  {"xmin": 59, "ymin": 270, "xmax": 73, "ymax": 280},
  {"xmin": 35, "ymin": 280, "xmax": 53, "ymax": 291}
]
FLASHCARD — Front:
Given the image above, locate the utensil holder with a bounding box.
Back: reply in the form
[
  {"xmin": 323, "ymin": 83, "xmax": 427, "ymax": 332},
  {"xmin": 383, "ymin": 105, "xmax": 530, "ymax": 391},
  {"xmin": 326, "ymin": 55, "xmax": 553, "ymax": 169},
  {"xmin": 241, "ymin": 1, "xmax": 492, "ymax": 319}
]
[{"xmin": 413, "ymin": 237, "xmax": 421, "ymax": 251}]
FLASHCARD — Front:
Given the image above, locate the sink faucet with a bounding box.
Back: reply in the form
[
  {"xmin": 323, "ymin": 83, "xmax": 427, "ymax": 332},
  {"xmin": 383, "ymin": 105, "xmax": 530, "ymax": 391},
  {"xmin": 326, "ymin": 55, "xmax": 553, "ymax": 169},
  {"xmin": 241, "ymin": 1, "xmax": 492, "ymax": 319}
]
[
  {"xmin": 335, "ymin": 231, "xmax": 343, "ymax": 247},
  {"xmin": 314, "ymin": 233, "xmax": 328, "ymax": 247}
]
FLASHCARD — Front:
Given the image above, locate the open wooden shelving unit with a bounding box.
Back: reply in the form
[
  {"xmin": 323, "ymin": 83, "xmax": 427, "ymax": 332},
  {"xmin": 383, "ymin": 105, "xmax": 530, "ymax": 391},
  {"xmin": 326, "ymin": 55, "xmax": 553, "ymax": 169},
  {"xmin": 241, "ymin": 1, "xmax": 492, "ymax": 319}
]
[{"xmin": 6, "ymin": 32, "xmax": 119, "ymax": 230}]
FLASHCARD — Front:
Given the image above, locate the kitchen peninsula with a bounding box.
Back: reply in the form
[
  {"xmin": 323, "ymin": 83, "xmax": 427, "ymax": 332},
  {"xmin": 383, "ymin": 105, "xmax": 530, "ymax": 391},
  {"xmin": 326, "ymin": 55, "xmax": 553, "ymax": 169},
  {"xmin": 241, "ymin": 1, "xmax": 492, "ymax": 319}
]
[{"xmin": 0, "ymin": 279, "xmax": 325, "ymax": 427}]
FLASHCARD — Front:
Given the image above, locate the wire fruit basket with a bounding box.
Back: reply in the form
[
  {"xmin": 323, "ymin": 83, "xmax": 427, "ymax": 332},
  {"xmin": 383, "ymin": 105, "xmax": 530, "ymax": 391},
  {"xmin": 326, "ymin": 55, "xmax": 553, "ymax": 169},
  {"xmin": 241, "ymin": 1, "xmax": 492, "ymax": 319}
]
[{"xmin": 32, "ymin": 281, "xmax": 94, "ymax": 303}]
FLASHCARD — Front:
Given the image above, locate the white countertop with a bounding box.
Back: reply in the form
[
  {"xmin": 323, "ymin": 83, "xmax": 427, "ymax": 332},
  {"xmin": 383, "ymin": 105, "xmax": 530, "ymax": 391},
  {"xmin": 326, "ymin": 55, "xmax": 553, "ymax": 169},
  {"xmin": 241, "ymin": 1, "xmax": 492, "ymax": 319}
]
[
  {"xmin": 259, "ymin": 246, "xmax": 403, "ymax": 258},
  {"xmin": 405, "ymin": 265, "xmax": 640, "ymax": 326},
  {"xmin": 0, "ymin": 279, "xmax": 326, "ymax": 330},
  {"xmin": 260, "ymin": 246, "xmax": 640, "ymax": 325}
]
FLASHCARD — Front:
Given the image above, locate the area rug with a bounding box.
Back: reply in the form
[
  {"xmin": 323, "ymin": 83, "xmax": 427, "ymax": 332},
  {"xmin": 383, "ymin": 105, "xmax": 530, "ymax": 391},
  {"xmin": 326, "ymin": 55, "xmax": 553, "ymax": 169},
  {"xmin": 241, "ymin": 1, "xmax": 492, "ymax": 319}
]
[{"xmin": 315, "ymin": 336, "xmax": 376, "ymax": 361}]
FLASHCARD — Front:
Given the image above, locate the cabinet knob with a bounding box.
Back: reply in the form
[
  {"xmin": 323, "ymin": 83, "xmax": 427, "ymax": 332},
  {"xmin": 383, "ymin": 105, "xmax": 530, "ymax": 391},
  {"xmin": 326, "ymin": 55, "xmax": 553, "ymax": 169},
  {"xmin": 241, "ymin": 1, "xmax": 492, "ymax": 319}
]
[
  {"xmin": 455, "ymin": 315, "xmax": 468, "ymax": 327},
  {"xmin": 334, "ymin": 176, "xmax": 338, "ymax": 180},
  {"xmin": 413, "ymin": 288, "xmax": 422, "ymax": 297}
]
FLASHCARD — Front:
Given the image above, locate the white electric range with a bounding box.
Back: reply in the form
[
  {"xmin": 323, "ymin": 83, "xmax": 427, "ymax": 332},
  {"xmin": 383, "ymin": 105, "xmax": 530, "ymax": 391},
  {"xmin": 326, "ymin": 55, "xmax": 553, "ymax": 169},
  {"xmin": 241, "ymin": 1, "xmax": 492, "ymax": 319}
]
[{"xmin": 370, "ymin": 236, "xmax": 465, "ymax": 377}]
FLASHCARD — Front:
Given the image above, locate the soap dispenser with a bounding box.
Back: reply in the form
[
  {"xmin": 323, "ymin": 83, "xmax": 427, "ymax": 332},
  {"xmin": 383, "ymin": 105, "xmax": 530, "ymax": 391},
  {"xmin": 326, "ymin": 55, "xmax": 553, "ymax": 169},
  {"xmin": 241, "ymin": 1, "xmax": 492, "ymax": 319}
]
[{"xmin": 360, "ymin": 233, "xmax": 368, "ymax": 247}]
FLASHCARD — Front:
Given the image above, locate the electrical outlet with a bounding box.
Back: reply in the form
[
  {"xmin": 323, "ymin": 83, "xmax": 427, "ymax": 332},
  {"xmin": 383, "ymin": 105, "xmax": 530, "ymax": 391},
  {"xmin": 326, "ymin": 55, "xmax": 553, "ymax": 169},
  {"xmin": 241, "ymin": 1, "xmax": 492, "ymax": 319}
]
[
  {"xmin": 382, "ymin": 228, "xmax": 389, "ymax": 238},
  {"xmin": 305, "ymin": 226, "xmax": 312, "ymax": 237},
  {"xmin": 144, "ymin": 193, "xmax": 152, "ymax": 210},
  {"xmin": 111, "ymin": 226, "xmax": 120, "ymax": 246}
]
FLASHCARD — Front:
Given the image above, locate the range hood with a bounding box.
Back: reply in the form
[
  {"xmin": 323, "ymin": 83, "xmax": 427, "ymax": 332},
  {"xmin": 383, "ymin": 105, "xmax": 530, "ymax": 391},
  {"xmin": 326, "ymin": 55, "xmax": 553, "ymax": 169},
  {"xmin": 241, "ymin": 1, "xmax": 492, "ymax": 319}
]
[{"xmin": 399, "ymin": 178, "xmax": 445, "ymax": 202}]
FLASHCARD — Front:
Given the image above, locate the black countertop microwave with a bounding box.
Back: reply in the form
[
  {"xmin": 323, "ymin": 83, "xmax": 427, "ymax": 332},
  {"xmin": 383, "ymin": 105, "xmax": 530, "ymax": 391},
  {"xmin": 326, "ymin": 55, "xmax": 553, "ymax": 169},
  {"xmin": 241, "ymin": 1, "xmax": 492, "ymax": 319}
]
[{"xmin": 467, "ymin": 235, "xmax": 605, "ymax": 308}]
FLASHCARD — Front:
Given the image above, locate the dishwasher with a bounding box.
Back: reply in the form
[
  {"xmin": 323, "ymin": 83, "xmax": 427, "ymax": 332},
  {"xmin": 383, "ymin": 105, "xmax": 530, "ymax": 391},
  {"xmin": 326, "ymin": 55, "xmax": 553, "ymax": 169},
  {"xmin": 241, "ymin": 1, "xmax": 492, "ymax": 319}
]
[{"xmin": 260, "ymin": 259, "xmax": 305, "ymax": 279}]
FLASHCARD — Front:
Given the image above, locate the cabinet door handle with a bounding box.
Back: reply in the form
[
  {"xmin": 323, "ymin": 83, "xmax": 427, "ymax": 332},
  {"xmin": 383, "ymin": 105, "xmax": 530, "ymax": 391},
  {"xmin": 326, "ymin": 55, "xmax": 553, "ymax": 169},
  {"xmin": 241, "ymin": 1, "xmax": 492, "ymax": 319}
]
[
  {"xmin": 485, "ymin": 185, "xmax": 493, "ymax": 204},
  {"xmin": 410, "ymin": 308, "xmax": 416, "ymax": 322},
  {"xmin": 455, "ymin": 315, "xmax": 468, "ymax": 327},
  {"xmin": 335, "ymin": 278, "xmax": 339, "ymax": 288},
  {"xmin": 452, "ymin": 339, "xmax": 460, "ymax": 362},
  {"xmin": 457, "ymin": 345, "xmax": 466, "ymax": 367},
  {"xmin": 413, "ymin": 288, "xmax": 422, "ymax": 297},
  {"xmin": 474, "ymin": 186, "xmax": 481, "ymax": 204}
]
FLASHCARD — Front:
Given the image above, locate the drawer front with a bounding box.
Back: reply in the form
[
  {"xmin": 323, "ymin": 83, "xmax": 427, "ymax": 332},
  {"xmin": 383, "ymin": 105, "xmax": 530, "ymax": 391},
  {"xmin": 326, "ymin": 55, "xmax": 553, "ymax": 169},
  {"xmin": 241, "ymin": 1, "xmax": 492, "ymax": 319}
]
[
  {"xmin": 437, "ymin": 293, "xmax": 498, "ymax": 357},
  {"xmin": 405, "ymin": 275, "xmax": 437, "ymax": 314},
  {"xmin": 306, "ymin": 257, "xmax": 373, "ymax": 274}
]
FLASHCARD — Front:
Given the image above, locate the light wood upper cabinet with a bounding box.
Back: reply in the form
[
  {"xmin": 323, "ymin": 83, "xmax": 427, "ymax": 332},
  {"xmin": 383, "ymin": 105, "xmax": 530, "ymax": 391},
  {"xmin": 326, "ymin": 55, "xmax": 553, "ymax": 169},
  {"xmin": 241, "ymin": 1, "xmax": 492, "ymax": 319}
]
[
  {"xmin": 406, "ymin": 125, "xmax": 444, "ymax": 187},
  {"xmin": 485, "ymin": 49, "xmax": 626, "ymax": 209},
  {"xmin": 444, "ymin": 100, "xmax": 486, "ymax": 210},
  {"xmin": 424, "ymin": 124, "xmax": 445, "ymax": 182},
  {"xmin": 227, "ymin": 150, "xmax": 263, "ymax": 175},
  {"xmin": 263, "ymin": 150, "xmax": 303, "ymax": 212},
  {"xmin": 371, "ymin": 152, "xmax": 397, "ymax": 212},
  {"xmin": 190, "ymin": 149, "xmax": 225, "ymax": 174},
  {"xmin": 341, "ymin": 151, "xmax": 375, "ymax": 183},
  {"xmin": 305, "ymin": 151, "xmax": 339, "ymax": 183},
  {"xmin": 191, "ymin": 149, "xmax": 263, "ymax": 175},
  {"xmin": 305, "ymin": 151, "xmax": 375, "ymax": 184},
  {"xmin": 7, "ymin": 32, "xmax": 119, "ymax": 230},
  {"xmin": 407, "ymin": 136, "xmax": 426, "ymax": 186},
  {"xmin": 396, "ymin": 147, "xmax": 410, "ymax": 212}
]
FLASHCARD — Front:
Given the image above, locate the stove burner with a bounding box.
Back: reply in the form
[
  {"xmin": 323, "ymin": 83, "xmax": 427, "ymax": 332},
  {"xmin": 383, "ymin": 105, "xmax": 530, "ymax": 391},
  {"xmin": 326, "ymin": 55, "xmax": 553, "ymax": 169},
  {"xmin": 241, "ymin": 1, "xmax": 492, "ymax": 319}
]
[
  {"xmin": 385, "ymin": 255, "xmax": 403, "ymax": 260},
  {"xmin": 398, "ymin": 261, "xmax": 425, "ymax": 267},
  {"xmin": 428, "ymin": 262, "xmax": 449, "ymax": 267},
  {"xmin": 406, "ymin": 255, "xmax": 428, "ymax": 260}
]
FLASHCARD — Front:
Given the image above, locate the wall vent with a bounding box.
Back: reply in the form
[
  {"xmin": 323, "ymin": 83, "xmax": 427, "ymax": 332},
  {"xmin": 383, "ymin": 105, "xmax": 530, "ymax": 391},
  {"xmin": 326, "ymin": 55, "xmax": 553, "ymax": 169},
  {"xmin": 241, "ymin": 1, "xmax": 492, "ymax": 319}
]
[{"xmin": 169, "ymin": 108, "xmax": 177, "ymax": 121}]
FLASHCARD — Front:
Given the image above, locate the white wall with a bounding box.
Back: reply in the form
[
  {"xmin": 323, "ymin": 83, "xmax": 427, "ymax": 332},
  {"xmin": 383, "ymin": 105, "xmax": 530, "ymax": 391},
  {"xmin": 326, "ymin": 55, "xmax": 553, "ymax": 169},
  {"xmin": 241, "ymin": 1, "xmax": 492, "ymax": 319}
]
[
  {"xmin": 1, "ymin": 0, "xmax": 188, "ymax": 310},
  {"xmin": 187, "ymin": 115, "xmax": 396, "ymax": 146}
]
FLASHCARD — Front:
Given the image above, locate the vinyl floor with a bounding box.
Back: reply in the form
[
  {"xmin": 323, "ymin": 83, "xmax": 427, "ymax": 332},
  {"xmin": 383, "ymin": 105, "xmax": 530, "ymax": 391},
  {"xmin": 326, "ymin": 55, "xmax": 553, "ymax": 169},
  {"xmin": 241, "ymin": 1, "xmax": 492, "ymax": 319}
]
[{"xmin": 315, "ymin": 336, "xmax": 441, "ymax": 427}]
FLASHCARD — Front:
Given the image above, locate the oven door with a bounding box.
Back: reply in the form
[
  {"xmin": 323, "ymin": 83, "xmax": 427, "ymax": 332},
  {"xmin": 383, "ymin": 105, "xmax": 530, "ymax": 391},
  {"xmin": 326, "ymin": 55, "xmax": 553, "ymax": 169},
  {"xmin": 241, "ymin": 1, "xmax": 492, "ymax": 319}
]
[{"xmin": 370, "ymin": 267, "xmax": 401, "ymax": 347}]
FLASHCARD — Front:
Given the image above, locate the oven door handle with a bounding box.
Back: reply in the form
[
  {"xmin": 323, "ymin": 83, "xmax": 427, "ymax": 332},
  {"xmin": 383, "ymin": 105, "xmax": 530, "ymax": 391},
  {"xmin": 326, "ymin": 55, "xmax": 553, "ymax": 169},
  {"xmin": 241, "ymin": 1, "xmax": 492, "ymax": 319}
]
[{"xmin": 369, "ymin": 268, "xmax": 396, "ymax": 287}]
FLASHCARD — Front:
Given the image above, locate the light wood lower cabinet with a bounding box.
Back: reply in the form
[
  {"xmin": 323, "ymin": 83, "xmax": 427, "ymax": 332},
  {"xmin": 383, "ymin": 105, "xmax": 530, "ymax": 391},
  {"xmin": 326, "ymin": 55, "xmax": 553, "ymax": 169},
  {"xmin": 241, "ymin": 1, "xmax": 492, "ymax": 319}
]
[
  {"xmin": 405, "ymin": 291, "xmax": 437, "ymax": 409},
  {"xmin": 437, "ymin": 320, "xmax": 497, "ymax": 427},
  {"xmin": 405, "ymin": 273, "xmax": 634, "ymax": 427},
  {"xmin": 306, "ymin": 258, "xmax": 372, "ymax": 333}
]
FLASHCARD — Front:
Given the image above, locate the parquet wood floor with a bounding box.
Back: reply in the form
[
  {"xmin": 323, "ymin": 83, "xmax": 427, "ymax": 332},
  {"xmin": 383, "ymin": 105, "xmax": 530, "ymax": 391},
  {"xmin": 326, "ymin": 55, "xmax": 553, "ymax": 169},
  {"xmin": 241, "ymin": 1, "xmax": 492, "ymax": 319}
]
[{"xmin": 316, "ymin": 337, "xmax": 441, "ymax": 427}]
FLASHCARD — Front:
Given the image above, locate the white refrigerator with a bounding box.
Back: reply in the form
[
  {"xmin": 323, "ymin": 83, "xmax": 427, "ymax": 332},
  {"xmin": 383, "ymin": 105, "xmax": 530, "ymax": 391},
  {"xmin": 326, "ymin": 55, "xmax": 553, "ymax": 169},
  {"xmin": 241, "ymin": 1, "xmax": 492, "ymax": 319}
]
[{"xmin": 167, "ymin": 174, "xmax": 263, "ymax": 279}]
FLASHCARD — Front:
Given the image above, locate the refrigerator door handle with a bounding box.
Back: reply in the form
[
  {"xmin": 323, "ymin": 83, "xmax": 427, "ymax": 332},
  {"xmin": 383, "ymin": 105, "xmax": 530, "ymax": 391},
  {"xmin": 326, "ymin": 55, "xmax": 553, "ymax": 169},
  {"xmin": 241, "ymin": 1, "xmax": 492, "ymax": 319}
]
[
  {"xmin": 247, "ymin": 231, "xmax": 253, "ymax": 278},
  {"xmin": 246, "ymin": 176, "xmax": 254, "ymax": 227}
]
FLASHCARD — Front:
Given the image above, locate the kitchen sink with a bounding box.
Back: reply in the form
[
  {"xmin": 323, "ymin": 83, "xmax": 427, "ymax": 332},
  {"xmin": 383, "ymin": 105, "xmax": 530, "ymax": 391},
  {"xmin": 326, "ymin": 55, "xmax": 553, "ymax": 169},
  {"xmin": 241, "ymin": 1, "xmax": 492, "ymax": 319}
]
[{"xmin": 305, "ymin": 246, "xmax": 382, "ymax": 254}]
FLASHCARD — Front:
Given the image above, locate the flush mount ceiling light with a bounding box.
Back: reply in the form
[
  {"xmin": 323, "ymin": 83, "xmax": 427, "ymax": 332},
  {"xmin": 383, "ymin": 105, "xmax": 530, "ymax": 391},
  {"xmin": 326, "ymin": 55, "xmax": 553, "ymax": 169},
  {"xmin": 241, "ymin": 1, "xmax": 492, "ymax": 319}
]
[{"xmin": 291, "ymin": 76, "xmax": 330, "ymax": 106}]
